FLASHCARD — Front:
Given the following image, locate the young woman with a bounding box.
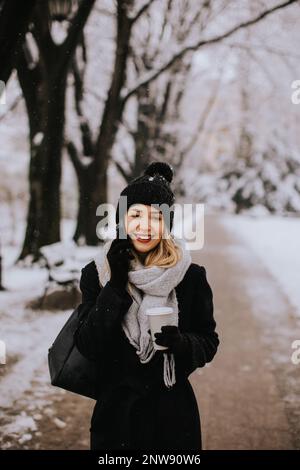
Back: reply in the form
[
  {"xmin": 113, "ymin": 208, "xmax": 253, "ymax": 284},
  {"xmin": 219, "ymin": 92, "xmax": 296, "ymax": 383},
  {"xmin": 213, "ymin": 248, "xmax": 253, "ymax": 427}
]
[{"xmin": 74, "ymin": 161, "xmax": 219, "ymax": 451}]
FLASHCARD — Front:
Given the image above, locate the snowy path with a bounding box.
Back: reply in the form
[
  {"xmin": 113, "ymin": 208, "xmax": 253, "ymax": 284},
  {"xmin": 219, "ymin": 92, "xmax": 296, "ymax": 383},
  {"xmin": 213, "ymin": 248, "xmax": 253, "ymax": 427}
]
[
  {"xmin": 0, "ymin": 263, "xmax": 69, "ymax": 408},
  {"xmin": 190, "ymin": 214, "xmax": 300, "ymax": 449},
  {"xmin": 221, "ymin": 214, "xmax": 300, "ymax": 317},
  {"xmin": 0, "ymin": 309, "xmax": 69, "ymax": 409}
]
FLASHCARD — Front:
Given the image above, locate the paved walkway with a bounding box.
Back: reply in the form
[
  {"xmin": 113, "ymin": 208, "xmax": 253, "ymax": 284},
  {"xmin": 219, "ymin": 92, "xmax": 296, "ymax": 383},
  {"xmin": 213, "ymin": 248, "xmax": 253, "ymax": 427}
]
[{"xmin": 190, "ymin": 214, "xmax": 299, "ymax": 449}]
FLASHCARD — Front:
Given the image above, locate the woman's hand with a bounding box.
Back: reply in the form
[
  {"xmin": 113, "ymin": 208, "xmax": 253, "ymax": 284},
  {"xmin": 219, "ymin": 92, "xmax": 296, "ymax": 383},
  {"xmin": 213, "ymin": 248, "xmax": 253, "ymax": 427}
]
[
  {"xmin": 154, "ymin": 325, "xmax": 190, "ymax": 356},
  {"xmin": 107, "ymin": 236, "xmax": 134, "ymax": 292}
]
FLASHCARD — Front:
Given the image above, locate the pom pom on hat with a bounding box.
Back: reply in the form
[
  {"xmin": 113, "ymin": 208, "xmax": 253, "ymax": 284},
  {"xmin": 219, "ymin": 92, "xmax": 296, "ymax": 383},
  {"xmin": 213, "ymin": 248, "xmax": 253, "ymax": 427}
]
[{"xmin": 144, "ymin": 161, "xmax": 173, "ymax": 183}]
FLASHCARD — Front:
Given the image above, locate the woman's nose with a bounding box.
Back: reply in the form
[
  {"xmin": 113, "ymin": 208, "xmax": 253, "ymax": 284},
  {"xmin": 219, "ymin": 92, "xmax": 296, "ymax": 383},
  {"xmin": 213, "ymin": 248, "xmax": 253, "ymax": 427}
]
[{"xmin": 138, "ymin": 216, "xmax": 150, "ymax": 231}]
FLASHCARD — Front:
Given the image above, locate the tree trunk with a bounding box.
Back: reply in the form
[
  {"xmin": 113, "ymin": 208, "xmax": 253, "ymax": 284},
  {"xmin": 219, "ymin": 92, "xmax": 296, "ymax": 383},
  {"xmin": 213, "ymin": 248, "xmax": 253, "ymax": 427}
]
[
  {"xmin": 39, "ymin": 76, "xmax": 66, "ymax": 246},
  {"xmin": 72, "ymin": 163, "xmax": 105, "ymax": 245},
  {"xmin": 0, "ymin": 0, "xmax": 37, "ymax": 83},
  {"xmin": 17, "ymin": 59, "xmax": 67, "ymax": 260},
  {"xmin": 16, "ymin": 1, "xmax": 95, "ymax": 260},
  {"xmin": 75, "ymin": 2, "xmax": 132, "ymax": 244}
]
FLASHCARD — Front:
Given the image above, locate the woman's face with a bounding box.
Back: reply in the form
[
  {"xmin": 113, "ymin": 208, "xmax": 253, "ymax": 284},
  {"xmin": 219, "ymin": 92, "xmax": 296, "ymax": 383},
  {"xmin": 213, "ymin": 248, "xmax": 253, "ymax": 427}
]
[{"xmin": 124, "ymin": 204, "xmax": 165, "ymax": 253}]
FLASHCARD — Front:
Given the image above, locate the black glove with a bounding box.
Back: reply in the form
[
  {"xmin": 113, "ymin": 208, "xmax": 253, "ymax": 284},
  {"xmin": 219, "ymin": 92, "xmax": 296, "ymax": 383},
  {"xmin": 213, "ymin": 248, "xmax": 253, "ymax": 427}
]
[
  {"xmin": 107, "ymin": 236, "xmax": 134, "ymax": 291},
  {"xmin": 154, "ymin": 325, "xmax": 190, "ymax": 356}
]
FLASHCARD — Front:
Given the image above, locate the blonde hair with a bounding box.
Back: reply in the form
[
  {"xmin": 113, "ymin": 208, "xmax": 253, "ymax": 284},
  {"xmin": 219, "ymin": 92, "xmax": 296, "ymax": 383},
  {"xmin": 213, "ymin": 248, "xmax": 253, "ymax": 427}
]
[{"xmin": 132, "ymin": 230, "xmax": 181, "ymax": 268}]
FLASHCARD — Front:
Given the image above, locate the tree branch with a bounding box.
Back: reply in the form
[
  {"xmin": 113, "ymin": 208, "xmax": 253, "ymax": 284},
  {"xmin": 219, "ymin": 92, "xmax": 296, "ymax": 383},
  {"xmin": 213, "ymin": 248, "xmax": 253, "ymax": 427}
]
[
  {"xmin": 130, "ymin": 0, "xmax": 156, "ymax": 24},
  {"xmin": 179, "ymin": 65, "xmax": 224, "ymax": 160},
  {"xmin": 119, "ymin": 117, "xmax": 137, "ymax": 138},
  {"xmin": 65, "ymin": 141, "xmax": 84, "ymax": 175},
  {"xmin": 0, "ymin": 93, "xmax": 22, "ymax": 122},
  {"xmin": 227, "ymin": 41, "xmax": 300, "ymax": 60},
  {"xmin": 226, "ymin": 41, "xmax": 300, "ymax": 77},
  {"xmin": 58, "ymin": 0, "xmax": 96, "ymax": 75},
  {"xmin": 113, "ymin": 159, "xmax": 131, "ymax": 183},
  {"xmin": 32, "ymin": 2, "xmax": 54, "ymax": 61},
  {"xmin": 121, "ymin": 0, "xmax": 297, "ymax": 104},
  {"xmin": 71, "ymin": 40, "xmax": 95, "ymax": 157}
]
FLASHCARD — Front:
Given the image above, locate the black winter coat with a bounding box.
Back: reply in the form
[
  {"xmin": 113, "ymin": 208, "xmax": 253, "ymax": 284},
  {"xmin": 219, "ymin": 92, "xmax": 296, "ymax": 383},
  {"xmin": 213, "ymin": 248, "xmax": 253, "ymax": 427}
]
[{"xmin": 74, "ymin": 260, "xmax": 219, "ymax": 451}]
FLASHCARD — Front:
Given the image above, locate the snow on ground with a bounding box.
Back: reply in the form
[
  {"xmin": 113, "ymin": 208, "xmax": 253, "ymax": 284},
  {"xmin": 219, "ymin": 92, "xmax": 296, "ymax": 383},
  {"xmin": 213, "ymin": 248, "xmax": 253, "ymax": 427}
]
[
  {"xmin": 221, "ymin": 214, "xmax": 300, "ymax": 317},
  {"xmin": 0, "ymin": 220, "xmax": 102, "ymax": 446},
  {"xmin": 0, "ymin": 209, "xmax": 196, "ymax": 411}
]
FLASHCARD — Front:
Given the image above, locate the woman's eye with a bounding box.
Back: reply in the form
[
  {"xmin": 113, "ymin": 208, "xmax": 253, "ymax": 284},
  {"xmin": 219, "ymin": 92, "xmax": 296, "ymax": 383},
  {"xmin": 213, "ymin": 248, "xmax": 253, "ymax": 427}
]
[{"xmin": 129, "ymin": 213, "xmax": 161, "ymax": 220}]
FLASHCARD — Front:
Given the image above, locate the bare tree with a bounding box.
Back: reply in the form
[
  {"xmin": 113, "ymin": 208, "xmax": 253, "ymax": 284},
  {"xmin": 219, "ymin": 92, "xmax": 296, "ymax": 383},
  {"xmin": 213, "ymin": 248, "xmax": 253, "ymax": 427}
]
[
  {"xmin": 114, "ymin": 0, "xmax": 214, "ymax": 193},
  {"xmin": 66, "ymin": 0, "xmax": 156, "ymax": 244},
  {"xmin": 0, "ymin": 0, "xmax": 37, "ymax": 84},
  {"xmin": 67, "ymin": 0, "xmax": 297, "ymax": 245},
  {"xmin": 17, "ymin": 0, "xmax": 95, "ymax": 260}
]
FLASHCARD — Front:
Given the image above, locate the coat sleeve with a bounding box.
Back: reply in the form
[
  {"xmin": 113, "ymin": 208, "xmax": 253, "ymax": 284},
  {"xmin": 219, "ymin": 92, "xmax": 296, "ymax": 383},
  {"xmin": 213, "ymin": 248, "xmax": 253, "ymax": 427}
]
[
  {"xmin": 175, "ymin": 265, "xmax": 219, "ymax": 378},
  {"xmin": 73, "ymin": 262, "xmax": 133, "ymax": 361}
]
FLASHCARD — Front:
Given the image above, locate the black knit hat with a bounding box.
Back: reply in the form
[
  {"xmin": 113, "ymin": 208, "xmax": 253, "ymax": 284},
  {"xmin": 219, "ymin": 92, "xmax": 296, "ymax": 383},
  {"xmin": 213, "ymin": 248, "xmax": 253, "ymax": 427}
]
[{"xmin": 116, "ymin": 161, "xmax": 175, "ymax": 233}]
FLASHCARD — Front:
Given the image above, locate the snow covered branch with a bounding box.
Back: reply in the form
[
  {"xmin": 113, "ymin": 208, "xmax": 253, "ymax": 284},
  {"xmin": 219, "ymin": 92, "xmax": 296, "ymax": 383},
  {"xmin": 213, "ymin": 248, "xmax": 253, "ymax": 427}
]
[{"xmin": 121, "ymin": 0, "xmax": 297, "ymax": 104}]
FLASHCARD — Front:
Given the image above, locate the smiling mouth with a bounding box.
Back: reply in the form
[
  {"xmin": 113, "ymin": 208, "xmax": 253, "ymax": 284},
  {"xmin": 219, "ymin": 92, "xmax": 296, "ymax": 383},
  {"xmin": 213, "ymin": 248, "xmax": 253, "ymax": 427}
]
[{"xmin": 133, "ymin": 234, "xmax": 152, "ymax": 243}]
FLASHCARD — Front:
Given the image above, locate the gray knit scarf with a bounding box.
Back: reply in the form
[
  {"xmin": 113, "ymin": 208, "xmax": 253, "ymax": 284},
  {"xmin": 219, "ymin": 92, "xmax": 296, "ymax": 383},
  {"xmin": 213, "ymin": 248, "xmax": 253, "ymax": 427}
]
[{"xmin": 94, "ymin": 236, "xmax": 191, "ymax": 389}]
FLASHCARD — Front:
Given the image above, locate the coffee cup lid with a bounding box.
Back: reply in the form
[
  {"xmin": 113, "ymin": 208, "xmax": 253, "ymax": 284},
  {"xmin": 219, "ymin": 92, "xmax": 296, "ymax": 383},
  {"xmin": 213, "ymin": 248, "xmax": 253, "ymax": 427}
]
[{"xmin": 145, "ymin": 307, "xmax": 174, "ymax": 315}]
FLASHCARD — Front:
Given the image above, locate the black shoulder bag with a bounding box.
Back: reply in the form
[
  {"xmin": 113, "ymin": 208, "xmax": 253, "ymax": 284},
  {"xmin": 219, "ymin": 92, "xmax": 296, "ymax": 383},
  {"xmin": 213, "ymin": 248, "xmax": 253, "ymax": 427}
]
[{"xmin": 48, "ymin": 304, "xmax": 98, "ymax": 400}]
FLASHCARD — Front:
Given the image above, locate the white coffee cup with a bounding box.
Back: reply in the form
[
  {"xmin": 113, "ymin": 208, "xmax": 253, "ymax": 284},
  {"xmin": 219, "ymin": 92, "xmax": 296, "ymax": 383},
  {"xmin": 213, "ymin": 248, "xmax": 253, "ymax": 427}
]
[{"xmin": 146, "ymin": 307, "xmax": 176, "ymax": 350}]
